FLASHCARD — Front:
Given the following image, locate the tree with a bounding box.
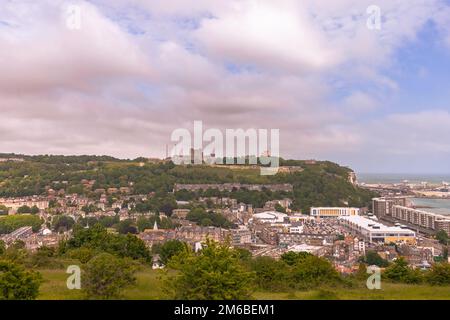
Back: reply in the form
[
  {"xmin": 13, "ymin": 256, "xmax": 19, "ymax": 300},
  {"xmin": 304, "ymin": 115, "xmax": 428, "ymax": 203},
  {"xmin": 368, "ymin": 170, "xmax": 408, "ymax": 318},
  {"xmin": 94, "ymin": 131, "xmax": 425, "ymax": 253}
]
[
  {"xmin": 291, "ymin": 254, "xmax": 342, "ymax": 289},
  {"xmin": 83, "ymin": 253, "xmax": 137, "ymax": 299},
  {"xmin": 157, "ymin": 240, "xmax": 186, "ymax": 265},
  {"xmin": 234, "ymin": 248, "xmax": 252, "ymax": 262},
  {"xmin": 137, "ymin": 217, "xmax": 153, "ymax": 232},
  {"xmin": 274, "ymin": 203, "xmax": 286, "ymax": 213},
  {"xmin": 360, "ymin": 250, "xmax": 389, "ymax": 267},
  {"xmin": 159, "ymin": 201, "xmax": 176, "ymax": 216},
  {"xmin": 186, "ymin": 208, "xmax": 232, "ymax": 228},
  {"xmin": 1, "ymin": 241, "xmax": 28, "ymax": 264},
  {"xmin": 281, "ymin": 251, "xmax": 312, "ymax": 266},
  {"xmin": 436, "ymin": 230, "xmax": 449, "ymax": 245},
  {"xmin": 114, "ymin": 219, "xmax": 137, "ymax": 234},
  {"xmin": 17, "ymin": 205, "xmax": 32, "ymax": 214},
  {"xmin": 0, "ymin": 205, "xmax": 9, "ymax": 215},
  {"xmin": 383, "ymin": 257, "xmax": 423, "ymax": 284},
  {"xmin": 0, "ymin": 260, "xmax": 42, "ymax": 300},
  {"xmin": 164, "ymin": 239, "xmax": 255, "ymax": 300},
  {"xmin": 66, "ymin": 247, "xmax": 98, "ymax": 264},
  {"xmin": 65, "ymin": 224, "xmax": 151, "ymax": 262},
  {"xmin": 200, "ymin": 218, "xmax": 213, "ymax": 226},
  {"xmin": 52, "ymin": 215, "xmax": 75, "ymax": 233},
  {"xmin": 30, "ymin": 206, "xmax": 40, "ymax": 214},
  {"xmin": 250, "ymin": 256, "xmax": 288, "ymax": 291},
  {"xmin": 354, "ymin": 263, "xmax": 368, "ymax": 280},
  {"xmin": 426, "ymin": 262, "xmax": 450, "ymax": 286},
  {"xmin": 28, "ymin": 246, "xmax": 63, "ymax": 269},
  {"xmin": 111, "ymin": 234, "xmax": 152, "ymax": 262}
]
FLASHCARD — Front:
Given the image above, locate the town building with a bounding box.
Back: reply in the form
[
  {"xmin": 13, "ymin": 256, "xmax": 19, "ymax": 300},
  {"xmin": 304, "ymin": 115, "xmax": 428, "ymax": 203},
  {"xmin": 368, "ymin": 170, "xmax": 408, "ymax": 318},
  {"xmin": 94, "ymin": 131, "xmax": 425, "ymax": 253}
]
[
  {"xmin": 310, "ymin": 207, "xmax": 360, "ymax": 218},
  {"xmin": 0, "ymin": 197, "xmax": 49, "ymax": 214},
  {"xmin": 172, "ymin": 208, "xmax": 190, "ymax": 219},
  {"xmin": 1, "ymin": 226, "xmax": 34, "ymax": 244},
  {"xmin": 251, "ymin": 211, "xmax": 288, "ymax": 224},
  {"xmin": 173, "ymin": 183, "xmax": 293, "ymax": 193},
  {"xmin": 231, "ymin": 228, "xmax": 253, "ymax": 245},
  {"xmin": 339, "ymin": 215, "xmax": 416, "ymax": 244},
  {"xmin": 392, "ymin": 205, "xmax": 450, "ymax": 234},
  {"xmin": 372, "ymin": 196, "xmax": 409, "ymax": 218}
]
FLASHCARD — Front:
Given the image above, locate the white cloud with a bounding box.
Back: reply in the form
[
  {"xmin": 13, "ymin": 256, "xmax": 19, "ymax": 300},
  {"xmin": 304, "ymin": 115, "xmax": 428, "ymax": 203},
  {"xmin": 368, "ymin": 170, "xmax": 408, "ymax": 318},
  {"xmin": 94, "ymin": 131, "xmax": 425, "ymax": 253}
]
[
  {"xmin": 0, "ymin": 0, "xmax": 449, "ymax": 173},
  {"xmin": 196, "ymin": 1, "xmax": 341, "ymax": 73},
  {"xmin": 0, "ymin": 1, "xmax": 151, "ymax": 94}
]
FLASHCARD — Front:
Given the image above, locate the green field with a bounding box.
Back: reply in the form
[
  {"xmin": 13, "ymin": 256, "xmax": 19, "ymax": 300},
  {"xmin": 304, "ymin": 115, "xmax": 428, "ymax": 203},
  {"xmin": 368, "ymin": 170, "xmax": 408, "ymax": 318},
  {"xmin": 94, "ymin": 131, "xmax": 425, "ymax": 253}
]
[{"xmin": 37, "ymin": 268, "xmax": 450, "ymax": 300}]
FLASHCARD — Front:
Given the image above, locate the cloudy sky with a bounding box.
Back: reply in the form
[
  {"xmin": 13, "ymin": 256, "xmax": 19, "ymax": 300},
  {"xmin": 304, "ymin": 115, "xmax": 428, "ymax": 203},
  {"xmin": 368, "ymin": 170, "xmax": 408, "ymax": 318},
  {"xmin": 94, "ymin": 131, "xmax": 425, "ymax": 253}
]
[{"xmin": 1, "ymin": 0, "xmax": 450, "ymax": 173}]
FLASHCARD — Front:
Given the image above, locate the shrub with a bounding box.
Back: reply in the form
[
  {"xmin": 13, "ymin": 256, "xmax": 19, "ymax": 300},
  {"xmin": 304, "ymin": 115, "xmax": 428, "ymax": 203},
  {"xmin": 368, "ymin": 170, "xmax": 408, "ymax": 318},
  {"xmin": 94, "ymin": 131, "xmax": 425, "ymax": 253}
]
[
  {"xmin": 0, "ymin": 260, "xmax": 42, "ymax": 300},
  {"xmin": 83, "ymin": 253, "xmax": 137, "ymax": 299},
  {"xmin": 426, "ymin": 262, "xmax": 450, "ymax": 286},
  {"xmin": 383, "ymin": 257, "xmax": 423, "ymax": 284}
]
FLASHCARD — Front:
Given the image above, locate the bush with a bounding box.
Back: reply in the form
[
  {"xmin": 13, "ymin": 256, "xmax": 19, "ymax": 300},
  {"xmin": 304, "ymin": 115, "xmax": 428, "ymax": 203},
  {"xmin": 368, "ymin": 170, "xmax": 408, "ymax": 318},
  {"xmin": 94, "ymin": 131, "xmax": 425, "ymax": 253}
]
[
  {"xmin": 436, "ymin": 230, "xmax": 449, "ymax": 245},
  {"xmin": 359, "ymin": 250, "xmax": 389, "ymax": 268},
  {"xmin": 114, "ymin": 219, "xmax": 138, "ymax": 234},
  {"xmin": 250, "ymin": 256, "xmax": 289, "ymax": 291},
  {"xmin": 52, "ymin": 215, "xmax": 75, "ymax": 233},
  {"xmin": 164, "ymin": 239, "xmax": 255, "ymax": 300},
  {"xmin": 1, "ymin": 240, "xmax": 28, "ymax": 264},
  {"xmin": 0, "ymin": 260, "xmax": 42, "ymax": 300},
  {"xmin": 186, "ymin": 208, "xmax": 233, "ymax": 228},
  {"xmin": 83, "ymin": 253, "xmax": 137, "ymax": 299},
  {"xmin": 281, "ymin": 251, "xmax": 313, "ymax": 266},
  {"xmin": 426, "ymin": 262, "xmax": 450, "ymax": 286},
  {"xmin": 291, "ymin": 254, "xmax": 342, "ymax": 290},
  {"xmin": 383, "ymin": 257, "xmax": 423, "ymax": 284},
  {"xmin": 66, "ymin": 247, "xmax": 99, "ymax": 264},
  {"xmin": 64, "ymin": 224, "xmax": 151, "ymax": 262},
  {"xmin": 27, "ymin": 246, "xmax": 63, "ymax": 269},
  {"xmin": 154, "ymin": 240, "xmax": 186, "ymax": 265}
]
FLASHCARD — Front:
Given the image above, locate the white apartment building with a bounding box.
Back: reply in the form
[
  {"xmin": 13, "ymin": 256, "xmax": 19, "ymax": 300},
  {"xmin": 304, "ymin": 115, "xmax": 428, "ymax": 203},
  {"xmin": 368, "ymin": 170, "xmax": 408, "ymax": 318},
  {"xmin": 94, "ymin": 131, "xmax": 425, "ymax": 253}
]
[{"xmin": 392, "ymin": 205, "xmax": 450, "ymax": 234}]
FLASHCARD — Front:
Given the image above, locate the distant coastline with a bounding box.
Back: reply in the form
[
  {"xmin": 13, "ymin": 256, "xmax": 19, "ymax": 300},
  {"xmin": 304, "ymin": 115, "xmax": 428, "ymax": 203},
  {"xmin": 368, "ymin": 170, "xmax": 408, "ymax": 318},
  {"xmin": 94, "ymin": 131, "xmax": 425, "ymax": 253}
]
[
  {"xmin": 357, "ymin": 173, "xmax": 450, "ymax": 184},
  {"xmin": 358, "ymin": 173, "xmax": 450, "ymax": 216},
  {"xmin": 410, "ymin": 197, "xmax": 450, "ymax": 215}
]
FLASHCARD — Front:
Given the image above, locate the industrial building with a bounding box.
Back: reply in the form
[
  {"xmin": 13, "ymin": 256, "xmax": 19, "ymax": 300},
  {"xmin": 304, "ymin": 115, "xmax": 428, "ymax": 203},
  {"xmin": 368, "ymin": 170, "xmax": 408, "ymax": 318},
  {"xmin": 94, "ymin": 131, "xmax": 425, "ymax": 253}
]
[{"xmin": 339, "ymin": 215, "xmax": 416, "ymax": 244}]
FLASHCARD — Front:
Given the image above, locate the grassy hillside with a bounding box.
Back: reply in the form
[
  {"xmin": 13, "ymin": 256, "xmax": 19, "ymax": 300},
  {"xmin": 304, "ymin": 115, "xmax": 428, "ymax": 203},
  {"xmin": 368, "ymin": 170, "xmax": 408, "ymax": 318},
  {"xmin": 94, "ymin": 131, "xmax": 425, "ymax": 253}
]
[
  {"xmin": 37, "ymin": 268, "xmax": 450, "ymax": 300},
  {"xmin": 0, "ymin": 155, "xmax": 376, "ymax": 213}
]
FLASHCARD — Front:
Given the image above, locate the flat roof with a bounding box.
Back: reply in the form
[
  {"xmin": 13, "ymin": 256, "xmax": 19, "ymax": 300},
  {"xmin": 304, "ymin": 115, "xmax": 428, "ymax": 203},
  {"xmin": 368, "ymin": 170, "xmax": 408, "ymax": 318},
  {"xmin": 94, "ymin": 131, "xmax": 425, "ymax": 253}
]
[
  {"xmin": 253, "ymin": 211, "xmax": 288, "ymax": 219},
  {"xmin": 339, "ymin": 215, "xmax": 415, "ymax": 234},
  {"xmin": 311, "ymin": 207, "xmax": 359, "ymax": 210}
]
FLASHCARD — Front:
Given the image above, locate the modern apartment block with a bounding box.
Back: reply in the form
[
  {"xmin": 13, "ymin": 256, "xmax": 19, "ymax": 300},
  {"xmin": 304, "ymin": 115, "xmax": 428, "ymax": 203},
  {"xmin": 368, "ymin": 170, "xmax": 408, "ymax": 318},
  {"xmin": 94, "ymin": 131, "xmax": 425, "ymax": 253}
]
[
  {"xmin": 392, "ymin": 206, "xmax": 450, "ymax": 234},
  {"xmin": 310, "ymin": 207, "xmax": 360, "ymax": 218},
  {"xmin": 372, "ymin": 197, "xmax": 409, "ymax": 218},
  {"xmin": 373, "ymin": 197, "xmax": 450, "ymax": 234}
]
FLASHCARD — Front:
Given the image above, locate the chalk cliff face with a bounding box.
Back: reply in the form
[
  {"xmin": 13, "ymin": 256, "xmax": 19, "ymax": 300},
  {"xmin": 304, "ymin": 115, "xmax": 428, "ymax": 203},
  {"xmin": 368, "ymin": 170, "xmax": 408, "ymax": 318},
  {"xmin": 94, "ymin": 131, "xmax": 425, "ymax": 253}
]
[{"xmin": 348, "ymin": 172, "xmax": 357, "ymax": 185}]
